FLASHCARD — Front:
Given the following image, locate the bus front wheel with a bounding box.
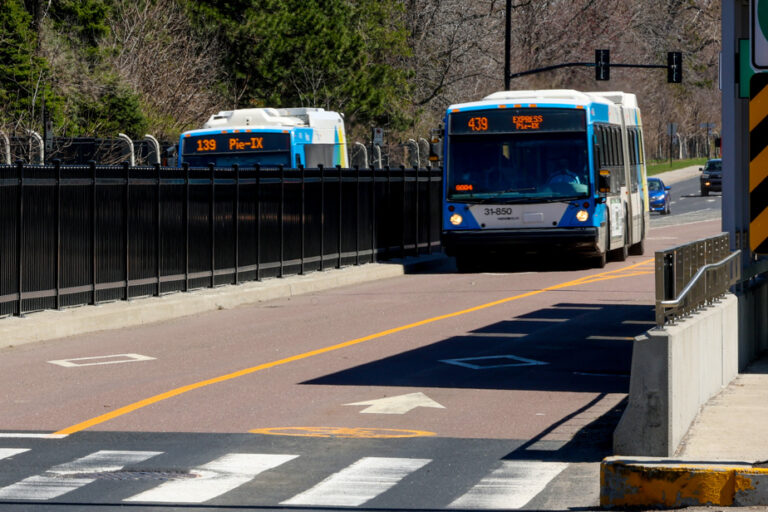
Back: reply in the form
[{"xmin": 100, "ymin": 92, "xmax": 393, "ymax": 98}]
[
  {"xmin": 591, "ymin": 251, "xmax": 606, "ymax": 269},
  {"xmin": 455, "ymin": 253, "xmax": 479, "ymax": 273}
]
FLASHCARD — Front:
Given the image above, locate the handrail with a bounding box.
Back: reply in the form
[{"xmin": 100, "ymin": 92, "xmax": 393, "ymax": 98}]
[
  {"xmin": 659, "ymin": 250, "xmax": 741, "ymax": 307},
  {"xmin": 654, "ymin": 233, "xmax": 739, "ymax": 326},
  {"xmin": 656, "ymin": 245, "xmax": 741, "ymax": 326}
]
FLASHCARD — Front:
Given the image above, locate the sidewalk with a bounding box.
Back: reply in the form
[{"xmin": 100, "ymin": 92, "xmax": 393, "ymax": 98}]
[
  {"xmin": 0, "ymin": 253, "xmax": 446, "ymax": 350},
  {"xmin": 601, "ymin": 352, "xmax": 768, "ymax": 508},
  {"xmin": 650, "ymin": 163, "xmax": 704, "ymax": 185}
]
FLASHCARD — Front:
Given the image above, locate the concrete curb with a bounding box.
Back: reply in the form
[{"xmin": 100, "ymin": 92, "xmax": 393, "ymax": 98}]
[
  {"xmin": 0, "ymin": 253, "xmax": 447, "ymax": 349},
  {"xmin": 601, "ymin": 456, "xmax": 768, "ymax": 508}
]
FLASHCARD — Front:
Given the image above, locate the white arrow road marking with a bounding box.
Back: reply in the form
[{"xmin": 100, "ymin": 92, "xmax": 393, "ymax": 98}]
[
  {"xmin": 448, "ymin": 460, "xmax": 568, "ymax": 509},
  {"xmin": 0, "ymin": 450, "xmax": 161, "ymax": 500},
  {"xmin": 344, "ymin": 392, "xmax": 445, "ymax": 414},
  {"xmin": 125, "ymin": 453, "xmax": 297, "ymax": 503},
  {"xmin": 281, "ymin": 457, "xmax": 431, "ymax": 507}
]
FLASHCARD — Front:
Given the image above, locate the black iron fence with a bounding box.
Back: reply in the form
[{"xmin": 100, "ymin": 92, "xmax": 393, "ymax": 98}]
[{"xmin": 0, "ymin": 162, "xmax": 442, "ymax": 317}]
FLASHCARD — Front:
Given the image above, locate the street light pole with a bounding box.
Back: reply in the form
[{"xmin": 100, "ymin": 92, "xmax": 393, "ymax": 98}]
[{"xmin": 504, "ymin": 0, "xmax": 511, "ymax": 90}]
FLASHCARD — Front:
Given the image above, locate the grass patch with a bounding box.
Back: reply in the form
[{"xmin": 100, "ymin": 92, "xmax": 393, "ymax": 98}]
[{"xmin": 646, "ymin": 158, "xmax": 708, "ymax": 176}]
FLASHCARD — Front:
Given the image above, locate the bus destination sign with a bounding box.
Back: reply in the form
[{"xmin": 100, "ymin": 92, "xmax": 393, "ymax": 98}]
[
  {"xmin": 450, "ymin": 108, "xmax": 585, "ymax": 135},
  {"xmin": 183, "ymin": 132, "xmax": 290, "ymax": 155}
]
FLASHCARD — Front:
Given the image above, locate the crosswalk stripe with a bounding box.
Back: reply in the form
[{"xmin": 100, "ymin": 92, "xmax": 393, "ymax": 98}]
[
  {"xmin": 448, "ymin": 461, "xmax": 568, "ymax": 509},
  {"xmin": 0, "ymin": 450, "xmax": 161, "ymax": 500},
  {"xmin": 0, "ymin": 449, "xmax": 29, "ymax": 461},
  {"xmin": 281, "ymin": 457, "xmax": 431, "ymax": 507},
  {"xmin": 124, "ymin": 453, "xmax": 297, "ymax": 503}
]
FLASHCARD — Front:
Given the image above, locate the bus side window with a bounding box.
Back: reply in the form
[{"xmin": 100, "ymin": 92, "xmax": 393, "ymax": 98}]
[
  {"xmin": 614, "ymin": 128, "xmax": 626, "ymax": 188},
  {"xmin": 594, "ymin": 127, "xmax": 603, "ymax": 168}
]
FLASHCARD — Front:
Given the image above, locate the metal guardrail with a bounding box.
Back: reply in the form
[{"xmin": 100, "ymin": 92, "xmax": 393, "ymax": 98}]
[{"xmin": 655, "ymin": 233, "xmax": 741, "ymax": 326}]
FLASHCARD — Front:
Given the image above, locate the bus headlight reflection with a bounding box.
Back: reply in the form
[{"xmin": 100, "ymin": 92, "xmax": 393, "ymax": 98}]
[
  {"xmin": 576, "ymin": 210, "xmax": 589, "ymax": 222},
  {"xmin": 450, "ymin": 213, "xmax": 463, "ymax": 226}
]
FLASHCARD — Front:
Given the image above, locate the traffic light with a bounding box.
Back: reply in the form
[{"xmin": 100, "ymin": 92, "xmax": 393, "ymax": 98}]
[
  {"xmin": 595, "ymin": 49, "xmax": 610, "ymax": 81},
  {"xmin": 667, "ymin": 52, "xmax": 682, "ymax": 83}
]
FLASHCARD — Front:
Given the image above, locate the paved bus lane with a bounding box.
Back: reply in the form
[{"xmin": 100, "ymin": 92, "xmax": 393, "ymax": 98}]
[{"xmin": 0, "ymin": 214, "xmax": 721, "ymax": 510}]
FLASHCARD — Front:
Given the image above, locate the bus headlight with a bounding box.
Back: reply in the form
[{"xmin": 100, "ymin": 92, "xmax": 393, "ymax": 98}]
[
  {"xmin": 450, "ymin": 213, "xmax": 463, "ymax": 226},
  {"xmin": 576, "ymin": 210, "xmax": 589, "ymax": 222}
]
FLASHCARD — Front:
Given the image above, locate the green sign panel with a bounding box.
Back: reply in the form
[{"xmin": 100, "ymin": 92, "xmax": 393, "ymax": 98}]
[
  {"xmin": 743, "ymin": 39, "xmax": 758, "ymax": 99},
  {"xmin": 754, "ymin": 0, "xmax": 768, "ymax": 69}
]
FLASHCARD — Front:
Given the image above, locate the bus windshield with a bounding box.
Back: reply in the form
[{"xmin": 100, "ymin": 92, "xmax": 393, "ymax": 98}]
[{"xmin": 446, "ymin": 132, "xmax": 589, "ymax": 202}]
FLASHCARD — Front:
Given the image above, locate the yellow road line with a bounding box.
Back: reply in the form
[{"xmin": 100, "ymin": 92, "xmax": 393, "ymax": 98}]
[{"xmin": 55, "ymin": 258, "xmax": 654, "ymax": 435}]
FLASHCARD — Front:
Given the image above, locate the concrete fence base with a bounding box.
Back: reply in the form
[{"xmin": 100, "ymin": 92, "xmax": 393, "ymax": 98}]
[{"xmin": 613, "ymin": 293, "xmax": 738, "ymax": 457}]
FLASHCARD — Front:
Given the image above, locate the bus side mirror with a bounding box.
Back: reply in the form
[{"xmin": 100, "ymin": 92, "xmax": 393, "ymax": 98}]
[{"xmin": 598, "ymin": 168, "xmax": 612, "ymax": 195}]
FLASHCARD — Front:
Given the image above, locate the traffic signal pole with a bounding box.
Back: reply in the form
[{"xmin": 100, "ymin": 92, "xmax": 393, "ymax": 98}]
[{"xmin": 506, "ymin": 52, "xmax": 681, "ymax": 83}]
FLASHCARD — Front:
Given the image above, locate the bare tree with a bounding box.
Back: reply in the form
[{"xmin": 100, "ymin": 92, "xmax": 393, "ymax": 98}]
[{"xmin": 101, "ymin": 0, "xmax": 226, "ymax": 140}]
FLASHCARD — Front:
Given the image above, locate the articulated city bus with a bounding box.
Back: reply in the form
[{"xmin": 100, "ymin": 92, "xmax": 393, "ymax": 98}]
[
  {"xmin": 441, "ymin": 89, "xmax": 649, "ymax": 271},
  {"xmin": 178, "ymin": 107, "xmax": 348, "ymax": 168}
]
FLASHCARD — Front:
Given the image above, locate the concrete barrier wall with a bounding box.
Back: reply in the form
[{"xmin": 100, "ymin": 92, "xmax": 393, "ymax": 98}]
[{"xmin": 613, "ymin": 293, "xmax": 739, "ymax": 456}]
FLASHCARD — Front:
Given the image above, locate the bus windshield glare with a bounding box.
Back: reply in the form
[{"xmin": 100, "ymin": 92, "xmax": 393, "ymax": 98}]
[{"xmin": 446, "ymin": 131, "xmax": 589, "ymax": 202}]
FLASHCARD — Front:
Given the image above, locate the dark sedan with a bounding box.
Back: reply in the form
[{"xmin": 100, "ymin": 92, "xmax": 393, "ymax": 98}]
[{"xmin": 700, "ymin": 158, "xmax": 722, "ymax": 196}]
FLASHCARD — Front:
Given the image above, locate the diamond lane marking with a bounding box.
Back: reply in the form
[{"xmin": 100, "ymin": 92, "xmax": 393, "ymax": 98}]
[
  {"xmin": 48, "ymin": 354, "xmax": 156, "ymax": 367},
  {"xmin": 440, "ymin": 355, "xmax": 548, "ymax": 370}
]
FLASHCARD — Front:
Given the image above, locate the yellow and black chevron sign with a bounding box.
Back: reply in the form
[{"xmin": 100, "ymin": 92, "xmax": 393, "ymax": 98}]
[{"xmin": 751, "ymin": 73, "xmax": 768, "ymax": 253}]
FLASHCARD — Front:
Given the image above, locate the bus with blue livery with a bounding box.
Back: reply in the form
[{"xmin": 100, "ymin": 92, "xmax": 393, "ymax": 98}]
[
  {"xmin": 441, "ymin": 89, "xmax": 648, "ymax": 271},
  {"xmin": 178, "ymin": 107, "xmax": 348, "ymax": 168}
]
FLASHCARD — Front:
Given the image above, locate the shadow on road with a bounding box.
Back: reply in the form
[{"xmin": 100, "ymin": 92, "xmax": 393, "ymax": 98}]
[{"xmin": 303, "ymin": 302, "xmax": 653, "ymax": 394}]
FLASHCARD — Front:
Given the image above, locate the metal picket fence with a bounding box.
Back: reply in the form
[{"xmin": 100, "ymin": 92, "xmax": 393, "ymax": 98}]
[
  {"xmin": 655, "ymin": 232, "xmax": 741, "ymax": 326},
  {"xmin": 0, "ymin": 162, "xmax": 442, "ymax": 317}
]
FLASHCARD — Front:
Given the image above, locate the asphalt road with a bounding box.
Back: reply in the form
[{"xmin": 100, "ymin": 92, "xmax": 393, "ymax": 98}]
[
  {"xmin": 0, "ymin": 179, "xmax": 723, "ymax": 511},
  {"xmin": 650, "ymin": 168, "xmax": 722, "ymax": 228}
]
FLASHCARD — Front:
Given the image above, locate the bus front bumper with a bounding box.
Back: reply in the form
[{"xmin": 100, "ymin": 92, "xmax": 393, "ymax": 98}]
[{"xmin": 442, "ymin": 227, "xmax": 600, "ymax": 256}]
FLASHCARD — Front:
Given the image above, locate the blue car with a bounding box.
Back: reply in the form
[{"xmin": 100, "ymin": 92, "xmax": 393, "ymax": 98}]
[{"xmin": 647, "ymin": 177, "xmax": 671, "ymax": 215}]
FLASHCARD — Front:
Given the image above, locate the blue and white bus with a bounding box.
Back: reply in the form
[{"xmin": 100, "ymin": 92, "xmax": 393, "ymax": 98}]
[
  {"xmin": 178, "ymin": 107, "xmax": 348, "ymax": 168},
  {"xmin": 441, "ymin": 89, "xmax": 649, "ymax": 271}
]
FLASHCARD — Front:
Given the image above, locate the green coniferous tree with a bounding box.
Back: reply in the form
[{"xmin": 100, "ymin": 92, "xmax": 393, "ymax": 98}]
[{"xmin": 188, "ymin": 0, "xmax": 412, "ymax": 130}]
